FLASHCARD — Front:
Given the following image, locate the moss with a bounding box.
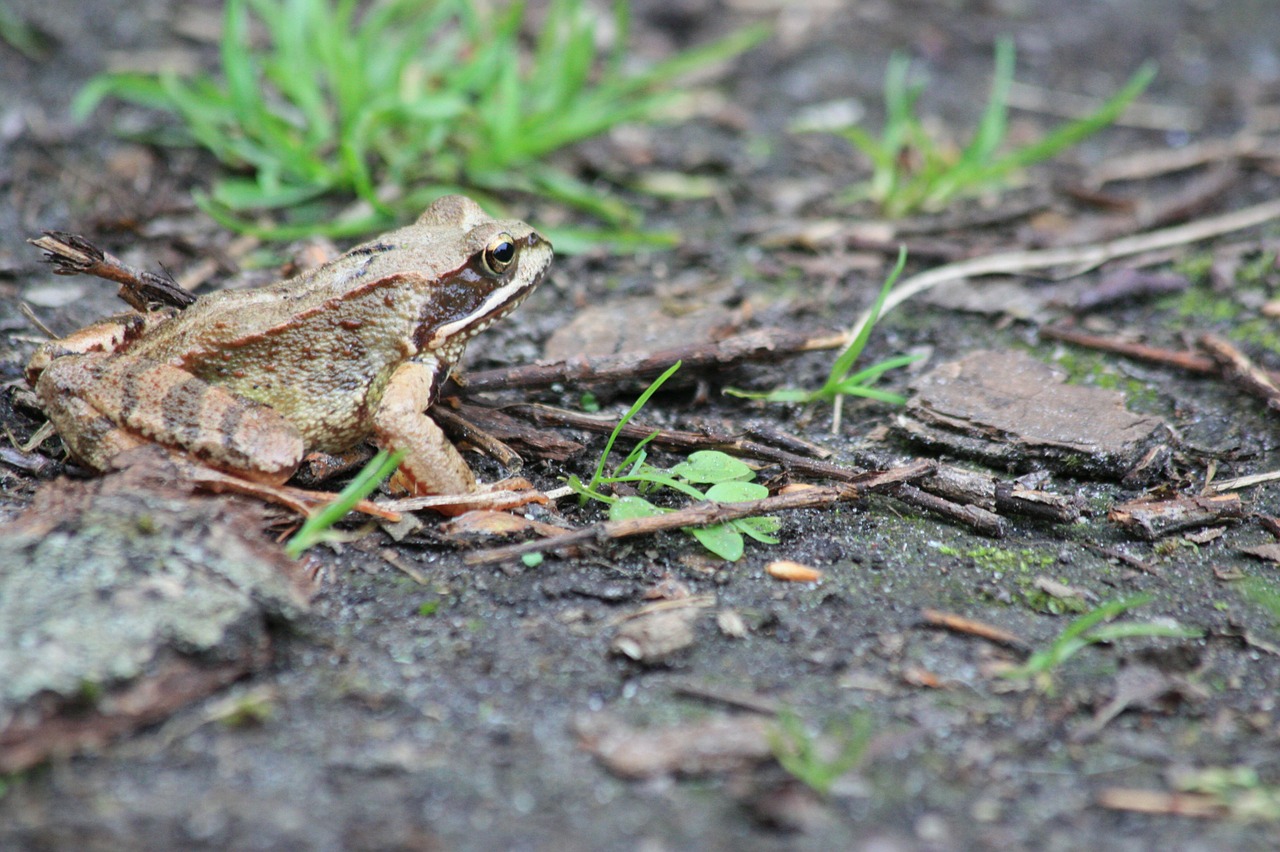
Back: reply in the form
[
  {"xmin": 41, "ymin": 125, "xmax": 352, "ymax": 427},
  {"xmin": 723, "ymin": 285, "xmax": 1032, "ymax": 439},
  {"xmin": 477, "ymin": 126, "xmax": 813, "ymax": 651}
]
[
  {"xmin": 1173, "ymin": 251, "xmax": 1214, "ymax": 284},
  {"xmin": 962, "ymin": 545, "xmax": 1055, "ymax": 574},
  {"xmin": 1237, "ymin": 251, "xmax": 1277, "ymax": 288},
  {"xmin": 1045, "ymin": 349, "xmax": 1160, "ymax": 410},
  {"xmin": 1167, "ymin": 287, "xmax": 1243, "ymax": 322},
  {"xmin": 944, "ymin": 545, "xmax": 1091, "ymax": 614}
]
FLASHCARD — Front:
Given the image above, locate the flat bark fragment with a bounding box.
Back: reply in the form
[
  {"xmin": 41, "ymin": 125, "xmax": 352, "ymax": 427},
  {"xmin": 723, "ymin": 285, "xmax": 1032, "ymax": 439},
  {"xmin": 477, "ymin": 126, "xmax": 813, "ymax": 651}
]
[
  {"xmin": 1109, "ymin": 493, "xmax": 1245, "ymax": 539},
  {"xmin": 0, "ymin": 456, "xmax": 309, "ymax": 772},
  {"xmin": 895, "ymin": 349, "xmax": 1168, "ymax": 479}
]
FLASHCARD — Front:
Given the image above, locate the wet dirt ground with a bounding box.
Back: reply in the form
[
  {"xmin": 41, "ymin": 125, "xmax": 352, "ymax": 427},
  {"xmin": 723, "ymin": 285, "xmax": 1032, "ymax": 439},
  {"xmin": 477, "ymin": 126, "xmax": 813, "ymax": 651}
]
[{"xmin": 4, "ymin": 0, "xmax": 1280, "ymax": 849}]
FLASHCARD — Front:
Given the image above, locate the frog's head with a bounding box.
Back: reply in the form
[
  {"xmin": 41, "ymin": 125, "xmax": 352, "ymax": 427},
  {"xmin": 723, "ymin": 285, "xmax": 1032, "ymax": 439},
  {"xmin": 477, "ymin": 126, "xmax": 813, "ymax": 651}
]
[{"xmin": 412, "ymin": 195, "xmax": 553, "ymax": 362}]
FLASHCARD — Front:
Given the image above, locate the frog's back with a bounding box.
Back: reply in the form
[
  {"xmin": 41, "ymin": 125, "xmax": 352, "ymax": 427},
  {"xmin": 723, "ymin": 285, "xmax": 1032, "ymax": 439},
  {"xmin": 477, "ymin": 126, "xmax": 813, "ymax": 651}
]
[{"xmin": 127, "ymin": 267, "xmax": 433, "ymax": 451}]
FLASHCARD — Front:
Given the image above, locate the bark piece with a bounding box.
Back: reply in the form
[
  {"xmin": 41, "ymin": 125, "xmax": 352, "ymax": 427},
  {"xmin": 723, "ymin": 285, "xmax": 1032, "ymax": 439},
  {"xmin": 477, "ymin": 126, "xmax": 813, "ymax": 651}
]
[
  {"xmin": 1109, "ymin": 493, "xmax": 1245, "ymax": 539},
  {"xmin": 896, "ymin": 349, "xmax": 1168, "ymax": 479},
  {"xmin": 0, "ymin": 458, "xmax": 309, "ymax": 772}
]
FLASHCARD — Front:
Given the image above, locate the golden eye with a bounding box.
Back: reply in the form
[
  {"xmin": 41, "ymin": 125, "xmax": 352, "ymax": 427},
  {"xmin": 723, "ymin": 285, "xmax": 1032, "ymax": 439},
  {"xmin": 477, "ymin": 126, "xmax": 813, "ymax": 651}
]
[{"xmin": 483, "ymin": 233, "xmax": 517, "ymax": 274}]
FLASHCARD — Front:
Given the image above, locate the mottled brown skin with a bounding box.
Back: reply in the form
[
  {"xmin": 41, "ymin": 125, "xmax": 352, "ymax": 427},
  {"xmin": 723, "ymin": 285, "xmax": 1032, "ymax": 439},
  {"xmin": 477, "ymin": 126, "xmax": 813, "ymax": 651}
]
[{"xmin": 26, "ymin": 196, "xmax": 553, "ymax": 496}]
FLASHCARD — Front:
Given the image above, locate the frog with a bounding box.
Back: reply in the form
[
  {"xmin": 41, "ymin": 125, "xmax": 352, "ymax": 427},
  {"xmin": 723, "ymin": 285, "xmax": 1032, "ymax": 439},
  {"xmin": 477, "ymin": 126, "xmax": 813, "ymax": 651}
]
[{"xmin": 24, "ymin": 195, "xmax": 553, "ymax": 504}]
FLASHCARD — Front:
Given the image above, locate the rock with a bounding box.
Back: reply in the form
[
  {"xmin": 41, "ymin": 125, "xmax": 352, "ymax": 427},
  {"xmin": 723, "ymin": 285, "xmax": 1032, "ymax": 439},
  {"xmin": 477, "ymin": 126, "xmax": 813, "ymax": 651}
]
[{"xmin": 0, "ymin": 457, "xmax": 309, "ymax": 772}]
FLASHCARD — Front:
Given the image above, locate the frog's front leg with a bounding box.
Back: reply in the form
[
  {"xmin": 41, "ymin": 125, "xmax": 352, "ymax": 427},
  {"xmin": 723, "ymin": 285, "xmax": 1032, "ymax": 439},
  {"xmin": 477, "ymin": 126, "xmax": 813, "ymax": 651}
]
[
  {"xmin": 35, "ymin": 353, "xmax": 305, "ymax": 484},
  {"xmin": 373, "ymin": 360, "xmax": 479, "ymax": 496}
]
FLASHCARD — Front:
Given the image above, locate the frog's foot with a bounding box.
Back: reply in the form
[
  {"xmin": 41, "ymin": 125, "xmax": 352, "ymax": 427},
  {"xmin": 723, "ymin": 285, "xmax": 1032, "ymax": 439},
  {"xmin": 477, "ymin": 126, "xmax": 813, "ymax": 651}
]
[{"xmin": 380, "ymin": 477, "xmax": 547, "ymax": 516}]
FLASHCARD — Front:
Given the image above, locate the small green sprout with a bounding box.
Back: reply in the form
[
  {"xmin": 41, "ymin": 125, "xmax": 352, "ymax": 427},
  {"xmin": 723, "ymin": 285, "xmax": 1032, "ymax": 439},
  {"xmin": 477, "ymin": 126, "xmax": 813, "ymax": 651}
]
[
  {"xmin": 1002, "ymin": 594, "xmax": 1203, "ymax": 690},
  {"xmin": 75, "ymin": 0, "xmax": 767, "ymax": 245},
  {"xmin": 769, "ymin": 708, "xmax": 874, "ymax": 796},
  {"xmin": 285, "ymin": 448, "xmax": 405, "ymax": 558},
  {"xmin": 569, "ymin": 362, "xmax": 780, "ymax": 561},
  {"xmin": 521, "ymin": 552, "xmax": 544, "ymax": 568},
  {"xmin": 809, "ymin": 38, "xmax": 1155, "ymax": 218},
  {"xmin": 727, "ymin": 247, "xmax": 921, "ymax": 406}
]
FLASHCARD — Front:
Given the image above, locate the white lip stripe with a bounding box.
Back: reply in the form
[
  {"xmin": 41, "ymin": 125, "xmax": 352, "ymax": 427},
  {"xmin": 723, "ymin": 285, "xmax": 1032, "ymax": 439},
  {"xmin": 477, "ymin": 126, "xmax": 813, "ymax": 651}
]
[{"xmin": 427, "ymin": 280, "xmax": 532, "ymax": 348}]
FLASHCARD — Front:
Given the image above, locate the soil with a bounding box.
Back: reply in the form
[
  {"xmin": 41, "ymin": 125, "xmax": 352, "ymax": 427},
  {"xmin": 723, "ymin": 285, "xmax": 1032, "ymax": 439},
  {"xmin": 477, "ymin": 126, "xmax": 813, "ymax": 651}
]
[{"xmin": 4, "ymin": 0, "xmax": 1280, "ymax": 849}]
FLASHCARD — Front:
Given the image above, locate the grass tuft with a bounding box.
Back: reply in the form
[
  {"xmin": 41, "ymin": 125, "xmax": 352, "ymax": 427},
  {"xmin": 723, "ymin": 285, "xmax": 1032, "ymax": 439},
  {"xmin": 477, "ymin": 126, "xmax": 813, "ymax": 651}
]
[
  {"xmin": 726, "ymin": 247, "xmax": 921, "ymax": 407},
  {"xmin": 1001, "ymin": 594, "xmax": 1202, "ymax": 691},
  {"xmin": 76, "ymin": 0, "xmax": 767, "ymax": 243},
  {"xmin": 803, "ymin": 38, "xmax": 1155, "ymax": 218}
]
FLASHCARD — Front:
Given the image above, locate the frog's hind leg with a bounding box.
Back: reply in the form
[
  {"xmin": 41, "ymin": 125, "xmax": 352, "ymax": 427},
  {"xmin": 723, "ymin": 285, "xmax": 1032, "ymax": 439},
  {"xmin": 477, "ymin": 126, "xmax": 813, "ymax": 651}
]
[
  {"xmin": 34, "ymin": 365, "xmax": 150, "ymax": 469},
  {"xmin": 24, "ymin": 309, "xmax": 176, "ymax": 386},
  {"xmin": 36, "ymin": 353, "xmax": 305, "ymax": 483}
]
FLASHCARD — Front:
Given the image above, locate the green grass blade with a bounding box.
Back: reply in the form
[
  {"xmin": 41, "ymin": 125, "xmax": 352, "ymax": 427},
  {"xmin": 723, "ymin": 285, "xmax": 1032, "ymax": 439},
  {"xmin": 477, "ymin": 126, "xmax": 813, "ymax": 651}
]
[
  {"xmin": 722, "ymin": 387, "xmax": 817, "ymax": 404},
  {"xmin": 825, "ymin": 384, "xmax": 907, "ymax": 405},
  {"xmin": 285, "ymin": 449, "xmax": 404, "ymax": 558},
  {"xmin": 959, "ymin": 37, "xmax": 1014, "ymax": 168},
  {"xmin": 586, "ymin": 361, "xmax": 683, "ymax": 497},
  {"xmin": 986, "ymin": 62, "xmax": 1157, "ymax": 175},
  {"xmin": 822, "ymin": 247, "xmax": 908, "ymax": 391},
  {"xmin": 837, "ymin": 352, "xmax": 924, "ymax": 390}
]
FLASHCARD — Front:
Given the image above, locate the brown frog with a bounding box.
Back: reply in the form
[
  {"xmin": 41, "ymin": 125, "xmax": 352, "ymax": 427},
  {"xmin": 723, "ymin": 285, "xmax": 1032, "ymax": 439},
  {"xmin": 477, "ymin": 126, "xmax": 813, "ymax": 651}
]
[{"xmin": 25, "ymin": 195, "xmax": 553, "ymax": 500}]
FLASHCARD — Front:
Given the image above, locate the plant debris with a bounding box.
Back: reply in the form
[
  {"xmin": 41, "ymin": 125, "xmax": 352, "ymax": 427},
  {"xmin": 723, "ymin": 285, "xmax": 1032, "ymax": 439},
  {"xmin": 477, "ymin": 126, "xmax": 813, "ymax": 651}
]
[{"xmin": 1109, "ymin": 493, "xmax": 1245, "ymax": 539}]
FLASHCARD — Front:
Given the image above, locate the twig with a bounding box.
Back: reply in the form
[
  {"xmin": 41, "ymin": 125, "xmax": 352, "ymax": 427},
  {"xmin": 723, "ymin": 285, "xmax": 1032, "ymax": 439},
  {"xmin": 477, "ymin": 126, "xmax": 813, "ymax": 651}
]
[
  {"xmin": 1209, "ymin": 469, "xmax": 1280, "ymax": 492},
  {"xmin": 432, "ymin": 405, "xmax": 524, "ymax": 471},
  {"xmin": 460, "ymin": 328, "xmax": 844, "ymax": 393},
  {"xmin": 1087, "ymin": 132, "xmax": 1280, "ymax": 186},
  {"xmin": 467, "ymin": 464, "xmax": 929, "ymax": 566},
  {"xmin": 671, "ymin": 683, "xmax": 779, "ymax": 716},
  {"xmin": 28, "ymin": 232, "xmax": 196, "ymax": 311},
  {"xmin": 1200, "ymin": 333, "xmax": 1280, "ymax": 413},
  {"xmin": 1081, "ymin": 541, "xmax": 1161, "ymax": 576},
  {"xmin": 18, "ymin": 303, "xmax": 57, "ymax": 338},
  {"xmin": 882, "ymin": 483, "xmax": 1005, "ymax": 537},
  {"xmin": 919, "ymin": 463, "xmax": 1082, "ymax": 523},
  {"xmin": 509, "ymin": 403, "xmax": 861, "ymax": 480},
  {"xmin": 920, "ymin": 609, "xmax": 1029, "ymax": 651},
  {"xmin": 1040, "ymin": 324, "xmax": 1248, "ymax": 379},
  {"xmin": 1095, "ymin": 788, "xmax": 1224, "ymax": 819},
  {"xmin": 465, "ymin": 483, "xmax": 859, "ymax": 565}
]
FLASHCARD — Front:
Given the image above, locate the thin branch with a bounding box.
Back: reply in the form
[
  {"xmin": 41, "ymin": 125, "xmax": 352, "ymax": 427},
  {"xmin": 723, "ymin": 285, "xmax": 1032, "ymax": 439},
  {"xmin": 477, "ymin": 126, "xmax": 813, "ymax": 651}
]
[
  {"xmin": 29, "ymin": 232, "xmax": 196, "ymax": 311},
  {"xmin": 466, "ymin": 465, "xmax": 927, "ymax": 566},
  {"xmin": 849, "ymin": 198, "xmax": 1280, "ymax": 343},
  {"xmin": 460, "ymin": 328, "xmax": 844, "ymax": 393},
  {"xmin": 1040, "ymin": 324, "xmax": 1232, "ymax": 377},
  {"xmin": 920, "ymin": 608, "xmax": 1029, "ymax": 651},
  {"xmin": 466, "ymin": 484, "xmax": 855, "ymax": 565},
  {"xmin": 1200, "ymin": 333, "xmax": 1280, "ymax": 413}
]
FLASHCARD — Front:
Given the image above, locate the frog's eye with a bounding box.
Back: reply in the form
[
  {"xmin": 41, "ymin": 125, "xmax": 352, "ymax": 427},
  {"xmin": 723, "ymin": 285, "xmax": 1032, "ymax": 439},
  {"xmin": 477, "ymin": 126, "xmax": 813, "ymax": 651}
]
[{"xmin": 483, "ymin": 233, "xmax": 518, "ymax": 275}]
